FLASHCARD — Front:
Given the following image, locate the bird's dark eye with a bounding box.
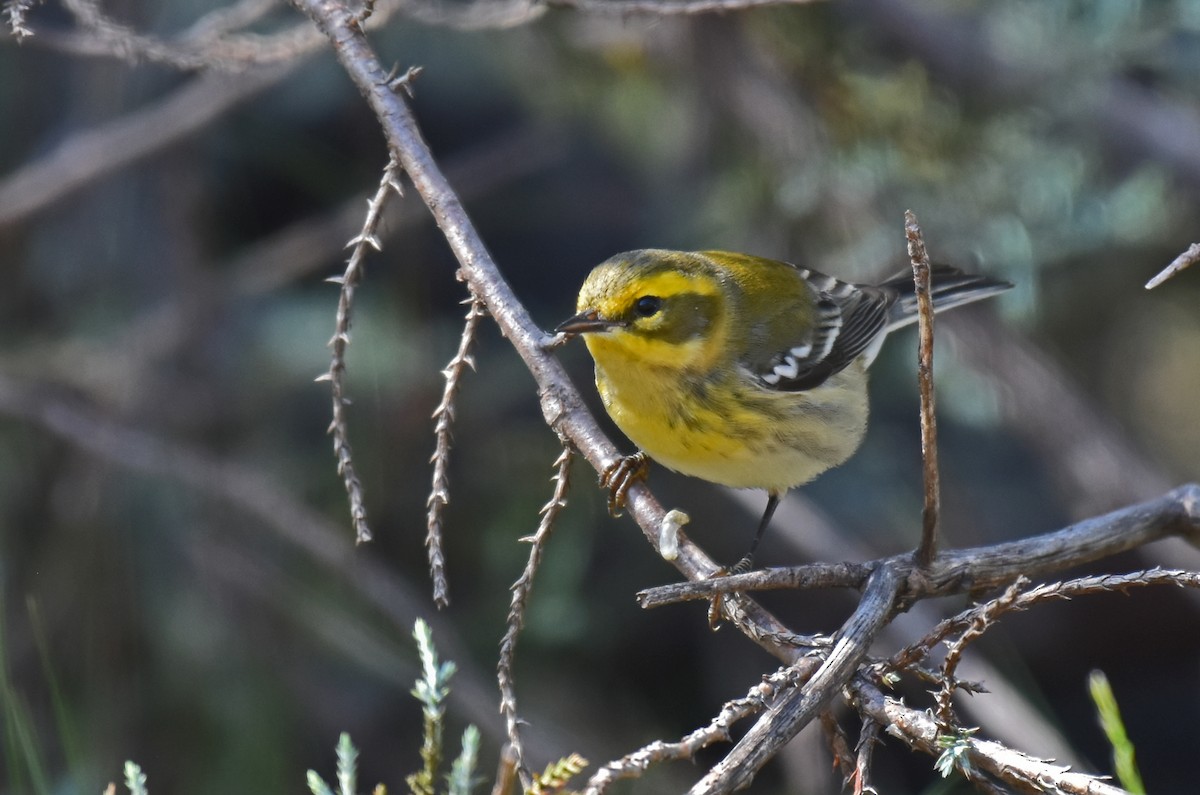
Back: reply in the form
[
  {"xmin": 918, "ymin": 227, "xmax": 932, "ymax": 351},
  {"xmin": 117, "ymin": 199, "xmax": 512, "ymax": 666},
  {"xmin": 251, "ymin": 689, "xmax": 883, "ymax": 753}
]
[{"xmin": 634, "ymin": 296, "xmax": 663, "ymax": 317}]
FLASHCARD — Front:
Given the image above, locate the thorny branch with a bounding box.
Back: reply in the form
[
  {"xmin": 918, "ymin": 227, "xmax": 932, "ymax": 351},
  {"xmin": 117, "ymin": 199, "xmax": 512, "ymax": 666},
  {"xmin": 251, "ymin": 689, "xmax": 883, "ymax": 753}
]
[
  {"xmin": 891, "ymin": 568, "xmax": 1200, "ymax": 675},
  {"xmin": 933, "ymin": 578, "xmax": 1026, "ymax": 728},
  {"xmin": 851, "ymin": 679, "xmax": 1131, "ymax": 795},
  {"xmin": 427, "ymin": 297, "xmax": 488, "ymax": 608},
  {"xmin": 582, "ymin": 666, "xmax": 809, "ymax": 794},
  {"xmin": 317, "ymin": 155, "xmax": 405, "ymax": 545},
  {"xmin": 498, "ymin": 445, "xmax": 574, "ymax": 791}
]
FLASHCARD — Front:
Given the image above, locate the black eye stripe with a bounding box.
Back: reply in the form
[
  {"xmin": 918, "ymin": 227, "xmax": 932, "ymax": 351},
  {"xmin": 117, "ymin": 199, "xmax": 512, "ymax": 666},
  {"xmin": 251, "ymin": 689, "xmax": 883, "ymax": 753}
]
[{"xmin": 634, "ymin": 296, "xmax": 663, "ymax": 317}]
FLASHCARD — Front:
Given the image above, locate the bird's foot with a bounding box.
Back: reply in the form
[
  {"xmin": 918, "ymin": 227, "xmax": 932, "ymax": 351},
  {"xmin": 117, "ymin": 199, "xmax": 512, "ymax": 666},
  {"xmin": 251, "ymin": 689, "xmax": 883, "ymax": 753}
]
[
  {"xmin": 600, "ymin": 452, "xmax": 650, "ymax": 517},
  {"xmin": 707, "ymin": 554, "xmax": 756, "ymax": 630}
]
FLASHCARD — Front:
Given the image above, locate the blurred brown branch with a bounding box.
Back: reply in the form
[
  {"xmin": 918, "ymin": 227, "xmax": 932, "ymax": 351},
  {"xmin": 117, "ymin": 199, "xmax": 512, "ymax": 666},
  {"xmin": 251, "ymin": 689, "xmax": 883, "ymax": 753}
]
[
  {"xmin": 546, "ymin": 0, "xmax": 824, "ymax": 13},
  {"xmin": 0, "ymin": 66, "xmax": 294, "ymax": 228}
]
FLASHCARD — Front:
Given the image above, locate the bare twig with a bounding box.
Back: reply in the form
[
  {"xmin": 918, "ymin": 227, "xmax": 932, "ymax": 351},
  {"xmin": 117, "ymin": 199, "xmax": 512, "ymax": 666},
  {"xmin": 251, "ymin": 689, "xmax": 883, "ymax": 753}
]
[
  {"xmin": 905, "ymin": 211, "xmax": 940, "ymax": 566},
  {"xmin": 637, "ymin": 560, "xmax": 870, "ymax": 607},
  {"xmin": 637, "ymin": 484, "xmax": 1200, "ymax": 606},
  {"xmin": 1145, "ymin": 242, "xmax": 1200, "ymax": 289},
  {"xmin": 490, "ymin": 745, "xmax": 519, "ymax": 795},
  {"xmin": 819, "ymin": 710, "xmax": 856, "ymax": 784},
  {"xmin": 25, "ymin": 0, "xmax": 405, "ymax": 68},
  {"xmin": 180, "ymin": 0, "xmax": 280, "ymax": 40},
  {"xmin": 0, "ymin": 66, "xmax": 295, "ymax": 228},
  {"xmin": 498, "ymin": 445, "xmax": 574, "ymax": 790},
  {"xmin": 585, "ymin": 666, "xmax": 807, "ymax": 794},
  {"xmin": 851, "ymin": 679, "xmax": 1129, "ymax": 795},
  {"xmin": 852, "ymin": 720, "xmax": 880, "ymax": 795},
  {"xmin": 934, "ymin": 578, "xmax": 1027, "ymax": 728},
  {"xmin": 892, "ymin": 568, "xmax": 1200, "ymax": 675},
  {"xmin": 317, "ymin": 156, "xmax": 404, "ymax": 545},
  {"xmin": 427, "ymin": 297, "xmax": 488, "ymax": 607}
]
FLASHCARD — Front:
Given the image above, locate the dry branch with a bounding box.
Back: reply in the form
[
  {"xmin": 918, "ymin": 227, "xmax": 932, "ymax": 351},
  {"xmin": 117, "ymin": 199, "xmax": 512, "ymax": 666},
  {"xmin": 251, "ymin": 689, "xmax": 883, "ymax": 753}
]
[
  {"xmin": 317, "ymin": 156, "xmax": 405, "ymax": 545},
  {"xmin": 688, "ymin": 566, "xmax": 900, "ymax": 793},
  {"xmin": 637, "ymin": 484, "xmax": 1200, "ymax": 606},
  {"xmin": 1145, "ymin": 241, "xmax": 1200, "ymax": 289},
  {"xmin": 851, "ymin": 680, "xmax": 1130, "ymax": 795},
  {"xmin": 426, "ymin": 297, "xmax": 488, "ymax": 606},
  {"xmin": 905, "ymin": 211, "xmax": 940, "ymax": 566},
  {"xmin": 0, "ymin": 67, "xmax": 294, "ymax": 227},
  {"xmin": 498, "ymin": 445, "xmax": 574, "ymax": 790}
]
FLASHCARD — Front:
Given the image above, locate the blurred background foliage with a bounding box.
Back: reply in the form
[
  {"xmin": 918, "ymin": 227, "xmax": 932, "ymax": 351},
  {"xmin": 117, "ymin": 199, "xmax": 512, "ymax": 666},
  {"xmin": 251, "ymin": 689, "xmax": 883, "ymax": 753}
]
[{"xmin": 1, "ymin": 0, "xmax": 1199, "ymax": 792}]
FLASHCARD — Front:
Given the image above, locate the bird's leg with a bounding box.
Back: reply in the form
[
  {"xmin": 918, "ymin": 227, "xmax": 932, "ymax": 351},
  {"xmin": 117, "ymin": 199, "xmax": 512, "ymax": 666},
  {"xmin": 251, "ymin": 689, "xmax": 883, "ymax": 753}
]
[
  {"xmin": 600, "ymin": 451, "xmax": 650, "ymax": 517},
  {"xmin": 708, "ymin": 491, "xmax": 782, "ymax": 628},
  {"xmin": 731, "ymin": 491, "xmax": 781, "ymax": 573}
]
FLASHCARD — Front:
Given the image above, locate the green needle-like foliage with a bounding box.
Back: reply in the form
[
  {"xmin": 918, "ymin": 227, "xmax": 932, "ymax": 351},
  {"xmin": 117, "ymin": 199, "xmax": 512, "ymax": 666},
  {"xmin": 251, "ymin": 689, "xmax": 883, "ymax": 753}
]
[
  {"xmin": 934, "ymin": 729, "xmax": 977, "ymax": 781},
  {"xmin": 1088, "ymin": 670, "xmax": 1146, "ymax": 794},
  {"xmin": 124, "ymin": 762, "xmax": 148, "ymax": 795},
  {"xmin": 407, "ymin": 619, "xmax": 455, "ymax": 795},
  {"xmin": 447, "ymin": 725, "xmax": 481, "ymax": 795},
  {"xmin": 528, "ymin": 753, "xmax": 588, "ymax": 795}
]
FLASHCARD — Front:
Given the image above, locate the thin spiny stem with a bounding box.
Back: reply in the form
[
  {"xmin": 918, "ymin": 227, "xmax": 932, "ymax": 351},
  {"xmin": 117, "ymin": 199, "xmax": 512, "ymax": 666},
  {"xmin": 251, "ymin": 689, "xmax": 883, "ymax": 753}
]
[
  {"xmin": 319, "ymin": 154, "xmax": 404, "ymax": 545},
  {"xmin": 497, "ymin": 444, "xmax": 573, "ymax": 791},
  {"xmin": 934, "ymin": 578, "xmax": 1026, "ymax": 728},
  {"xmin": 583, "ymin": 667, "xmax": 805, "ymax": 794},
  {"xmin": 891, "ymin": 568, "xmax": 1200, "ymax": 676},
  {"xmin": 905, "ymin": 211, "xmax": 940, "ymax": 567},
  {"xmin": 852, "ymin": 720, "xmax": 881, "ymax": 795},
  {"xmin": 426, "ymin": 296, "xmax": 488, "ymax": 608}
]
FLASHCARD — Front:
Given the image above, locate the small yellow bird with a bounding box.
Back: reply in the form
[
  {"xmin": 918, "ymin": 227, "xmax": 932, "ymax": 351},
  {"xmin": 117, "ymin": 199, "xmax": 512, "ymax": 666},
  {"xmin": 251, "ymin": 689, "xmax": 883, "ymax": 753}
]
[{"xmin": 556, "ymin": 249, "xmax": 1010, "ymax": 567}]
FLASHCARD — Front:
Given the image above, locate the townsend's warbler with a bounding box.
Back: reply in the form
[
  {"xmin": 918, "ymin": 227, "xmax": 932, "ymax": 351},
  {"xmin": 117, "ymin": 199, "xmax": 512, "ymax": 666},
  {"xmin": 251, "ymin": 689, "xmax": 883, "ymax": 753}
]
[{"xmin": 556, "ymin": 249, "xmax": 1010, "ymax": 565}]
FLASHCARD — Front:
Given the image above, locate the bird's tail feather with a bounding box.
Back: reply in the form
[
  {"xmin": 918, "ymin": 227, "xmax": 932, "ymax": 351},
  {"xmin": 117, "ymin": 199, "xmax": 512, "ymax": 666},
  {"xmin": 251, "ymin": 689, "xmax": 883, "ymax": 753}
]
[{"xmin": 881, "ymin": 265, "xmax": 1012, "ymax": 330}]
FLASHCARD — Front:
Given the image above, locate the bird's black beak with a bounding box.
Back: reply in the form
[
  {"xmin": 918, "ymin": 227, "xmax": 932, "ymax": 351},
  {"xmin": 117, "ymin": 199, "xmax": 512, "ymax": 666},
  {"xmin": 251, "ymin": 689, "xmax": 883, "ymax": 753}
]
[{"xmin": 554, "ymin": 310, "xmax": 626, "ymax": 336}]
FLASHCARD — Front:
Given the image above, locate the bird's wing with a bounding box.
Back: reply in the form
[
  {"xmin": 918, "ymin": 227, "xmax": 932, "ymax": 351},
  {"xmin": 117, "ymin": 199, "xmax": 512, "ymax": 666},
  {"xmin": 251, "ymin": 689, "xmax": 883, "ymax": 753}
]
[{"xmin": 758, "ymin": 274, "xmax": 893, "ymax": 392}]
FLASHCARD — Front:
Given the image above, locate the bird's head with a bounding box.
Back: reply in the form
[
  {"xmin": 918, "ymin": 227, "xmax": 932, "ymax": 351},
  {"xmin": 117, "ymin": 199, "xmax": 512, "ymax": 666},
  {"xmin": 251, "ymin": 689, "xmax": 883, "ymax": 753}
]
[{"xmin": 555, "ymin": 250, "xmax": 728, "ymax": 369}]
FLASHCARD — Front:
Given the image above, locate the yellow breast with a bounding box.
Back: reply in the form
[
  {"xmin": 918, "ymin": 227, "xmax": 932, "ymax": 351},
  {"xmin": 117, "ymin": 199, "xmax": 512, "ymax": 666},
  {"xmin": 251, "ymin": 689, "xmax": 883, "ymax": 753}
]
[{"xmin": 587, "ymin": 334, "xmax": 870, "ymax": 493}]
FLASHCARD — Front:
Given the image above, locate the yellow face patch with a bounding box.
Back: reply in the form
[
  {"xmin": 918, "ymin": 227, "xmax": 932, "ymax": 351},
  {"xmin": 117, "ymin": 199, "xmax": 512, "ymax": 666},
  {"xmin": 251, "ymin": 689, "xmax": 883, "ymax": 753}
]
[{"xmin": 576, "ymin": 261, "xmax": 727, "ymax": 369}]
